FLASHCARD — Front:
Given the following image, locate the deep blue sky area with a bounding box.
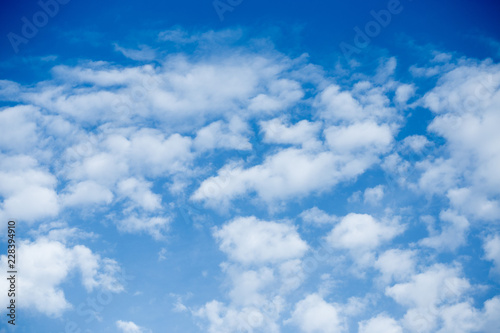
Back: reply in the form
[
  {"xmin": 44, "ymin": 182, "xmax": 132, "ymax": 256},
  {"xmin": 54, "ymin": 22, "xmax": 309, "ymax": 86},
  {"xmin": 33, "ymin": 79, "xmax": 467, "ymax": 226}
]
[{"xmin": 1, "ymin": 0, "xmax": 500, "ymax": 81}]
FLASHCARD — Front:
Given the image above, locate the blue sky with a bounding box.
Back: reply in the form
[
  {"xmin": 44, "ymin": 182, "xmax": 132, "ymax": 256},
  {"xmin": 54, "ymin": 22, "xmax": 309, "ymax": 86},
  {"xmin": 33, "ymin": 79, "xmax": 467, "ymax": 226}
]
[{"xmin": 1, "ymin": 0, "xmax": 500, "ymax": 332}]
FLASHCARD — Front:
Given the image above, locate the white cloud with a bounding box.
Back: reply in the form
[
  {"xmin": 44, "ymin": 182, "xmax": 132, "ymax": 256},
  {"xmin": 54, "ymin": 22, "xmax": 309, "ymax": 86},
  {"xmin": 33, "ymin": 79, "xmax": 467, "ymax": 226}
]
[
  {"xmin": 300, "ymin": 207, "xmax": 337, "ymax": 225},
  {"xmin": 419, "ymin": 210, "xmax": 469, "ymax": 251},
  {"xmin": 315, "ymin": 85, "xmax": 363, "ymax": 121},
  {"xmin": 0, "ymin": 231, "xmax": 122, "ymax": 317},
  {"xmin": 74, "ymin": 128, "xmax": 194, "ymax": 181},
  {"xmin": 402, "ymin": 135, "xmax": 430, "ymax": 153},
  {"xmin": 402, "ymin": 294, "xmax": 500, "ymax": 333},
  {"xmin": 422, "ymin": 62, "xmax": 500, "ymax": 114},
  {"xmin": 66, "ymin": 150, "xmax": 129, "ymax": 187},
  {"xmin": 114, "ymin": 44, "xmax": 157, "ymax": 61},
  {"xmin": 196, "ymin": 216, "xmax": 309, "ymax": 332},
  {"xmin": 59, "ymin": 127, "xmax": 192, "ymax": 238},
  {"xmin": 123, "ymin": 130, "xmax": 194, "ymax": 177},
  {"xmin": 326, "ymin": 213, "xmax": 404, "ymax": 265},
  {"xmin": 4, "ymin": 48, "xmax": 309, "ymax": 129},
  {"xmin": 375, "ymin": 57, "xmax": 397, "ymax": 83},
  {"xmin": 437, "ymin": 302, "xmax": 479, "ymax": 333},
  {"xmin": 374, "ymin": 249, "xmax": 416, "ymax": 283},
  {"xmin": 415, "ymin": 61, "xmax": 500, "ymax": 222},
  {"xmin": 260, "ymin": 117, "xmax": 321, "ymax": 149},
  {"xmin": 324, "ymin": 121, "xmax": 393, "ymax": 154},
  {"xmin": 416, "ymin": 158, "xmax": 459, "ymax": 195},
  {"xmin": 194, "ymin": 299, "xmax": 282, "ymax": 333},
  {"xmin": 194, "ymin": 117, "xmax": 252, "ymax": 151},
  {"xmin": 0, "ymin": 154, "xmax": 59, "ymax": 223},
  {"xmin": 30, "ymin": 222, "xmax": 95, "ymax": 243},
  {"xmin": 248, "ymin": 79, "xmax": 304, "ymax": 113},
  {"xmin": 191, "ymin": 146, "xmax": 381, "ymax": 207},
  {"xmin": 385, "ymin": 264, "xmax": 471, "ymax": 332},
  {"xmin": 198, "ymin": 259, "xmax": 304, "ymax": 331},
  {"xmin": 116, "ymin": 214, "xmax": 170, "ymax": 240},
  {"xmin": 278, "ymin": 259, "xmax": 306, "ymax": 294},
  {"xmin": 213, "ymin": 216, "xmax": 308, "ymax": 265},
  {"xmin": 0, "ymin": 105, "xmax": 39, "ymax": 152},
  {"xmin": 447, "ymin": 187, "xmax": 500, "ymax": 221},
  {"xmin": 2, "ymin": 186, "xmax": 59, "ymax": 222},
  {"xmin": 431, "ymin": 52, "xmax": 453, "ymax": 63},
  {"xmin": 386, "ymin": 264, "xmax": 470, "ymax": 309},
  {"xmin": 381, "ymin": 152, "xmax": 412, "ymax": 187},
  {"xmin": 226, "ymin": 266, "xmax": 275, "ymax": 306},
  {"xmin": 484, "ymin": 234, "xmax": 500, "ymax": 274},
  {"xmin": 481, "ymin": 296, "xmax": 500, "ymax": 332},
  {"xmin": 158, "ymin": 27, "xmax": 194, "ymax": 43},
  {"xmin": 117, "ymin": 178, "xmax": 161, "ymax": 211},
  {"xmin": 315, "ymin": 78, "xmax": 397, "ymax": 123},
  {"xmin": 116, "ymin": 320, "xmax": 149, "ymax": 333},
  {"xmin": 3, "ymin": 34, "xmax": 500, "ymax": 333},
  {"xmin": 395, "ymin": 84, "xmax": 415, "ymax": 105},
  {"xmin": 363, "ymin": 185, "xmax": 385, "ymax": 205},
  {"xmin": 287, "ymin": 293, "xmax": 346, "ymax": 333},
  {"xmin": 406, "ymin": 295, "xmax": 500, "ymax": 333},
  {"xmin": 359, "ymin": 314, "xmax": 403, "ymax": 333},
  {"xmin": 0, "ymin": 44, "xmax": 406, "ymax": 224},
  {"xmin": 62, "ymin": 180, "xmax": 113, "ymax": 206}
]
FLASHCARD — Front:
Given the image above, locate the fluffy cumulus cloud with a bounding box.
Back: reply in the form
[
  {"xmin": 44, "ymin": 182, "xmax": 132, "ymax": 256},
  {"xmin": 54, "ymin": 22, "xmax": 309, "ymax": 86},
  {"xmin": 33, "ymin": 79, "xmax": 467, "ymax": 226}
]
[
  {"xmin": 195, "ymin": 216, "xmax": 309, "ymax": 331},
  {"xmin": 116, "ymin": 320, "xmax": 149, "ymax": 333},
  {"xmin": 363, "ymin": 185, "xmax": 385, "ymax": 205},
  {"xmin": 191, "ymin": 147, "xmax": 357, "ymax": 207},
  {"xmin": 385, "ymin": 264, "xmax": 474, "ymax": 332},
  {"xmin": 484, "ymin": 234, "xmax": 500, "ymax": 274},
  {"xmin": 194, "ymin": 116, "xmax": 252, "ymax": 151},
  {"xmin": 214, "ymin": 216, "xmax": 308, "ymax": 265},
  {"xmin": 417, "ymin": 60, "xmax": 500, "ymax": 221},
  {"xmin": 419, "ymin": 210, "xmax": 470, "ymax": 251},
  {"xmin": 190, "ymin": 58, "xmax": 404, "ymax": 209},
  {"xmin": 300, "ymin": 207, "xmax": 337, "ymax": 226},
  {"xmin": 19, "ymin": 50, "xmax": 305, "ymax": 126},
  {"xmin": 0, "ymin": 105, "xmax": 40, "ymax": 152},
  {"xmin": 358, "ymin": 314, "xmax": 403, "ymax": 333},
  {"xmin": 287, "ymin": 293, "xmax": 346, "ymax": 333},
  {"xmin": 260, "ymin": 117, "xmax": 322, "ymax": 149},
  {"xmin": 0, "ymin": 154, "xmax": 59, "ymax": 223},
  {"xmin": 193, "ymin": 124, "xmax": 397, "ymax": 210},
  {"xmin": 374, "ymin": 249, "xmax": 416, "ymax": 283},
  {"xmin": 376, "ymin": 259, "xmax": 500, "ymax": 333},
  {"xmin": 0, "ymin": 226, "xmax": 122, "ymax": 317},
  {"xmin": 0, "ymin": 42, "xmax": 406, "ymax": 230},
  {"xmin": 191, "ymin": 140, "xmax": 395, "ymax": 208},
  {"xmin": 386, "ymin": 264, "xmax": 470, "ymax": 309},
  {"xmin": 324, "ymin": 121, "xmax": 393, "ymax": 155},
  {"xmin": 193, "ymin": 298, "xmax": 283, "ymax": 333},
  {"xmin": 326, "ymin": 213, "xmax": 405, "ymax": 265}
]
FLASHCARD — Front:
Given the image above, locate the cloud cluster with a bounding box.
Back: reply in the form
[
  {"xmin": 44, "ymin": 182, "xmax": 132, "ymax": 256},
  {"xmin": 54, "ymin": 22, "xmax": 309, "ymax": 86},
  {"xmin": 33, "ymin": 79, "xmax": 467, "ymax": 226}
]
[
  {"xmin": 1, "ymin": 29, "xmax": 500, "ymax": 333},
  {"xmin": 195, "ymin": 216, "xmax": 309, "ymax": 332},
  {"xmin": 0, "ymin": 225, "xmax": 122, "ymax": 317}
]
